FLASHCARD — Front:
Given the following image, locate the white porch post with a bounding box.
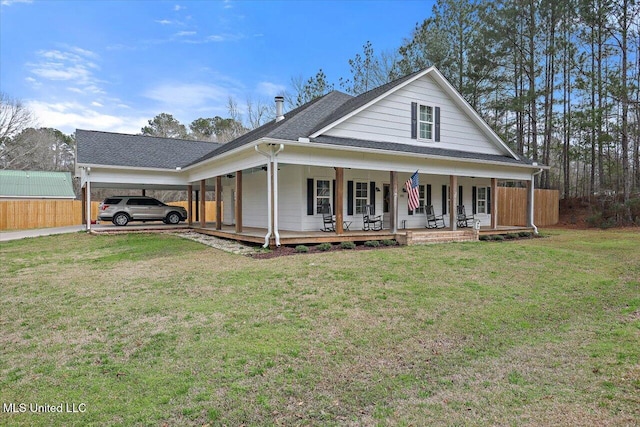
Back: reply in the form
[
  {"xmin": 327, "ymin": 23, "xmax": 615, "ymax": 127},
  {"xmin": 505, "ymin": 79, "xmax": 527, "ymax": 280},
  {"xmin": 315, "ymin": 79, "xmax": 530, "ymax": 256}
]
[
  {"xmin": 85, "ymin": 175, "xmax": 91, "ymax": 232},
  {"xmin": 491, "ymin": 178, "xmax": 498, "ymax": 229}
]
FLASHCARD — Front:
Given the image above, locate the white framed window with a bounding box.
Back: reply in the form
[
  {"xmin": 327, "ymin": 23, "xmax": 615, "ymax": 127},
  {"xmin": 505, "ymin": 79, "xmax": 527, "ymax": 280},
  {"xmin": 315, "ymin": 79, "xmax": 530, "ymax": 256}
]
[
  {"xmin": 477, "ymin": 187, "xmax": 488, "ymax": 214},
  {"xmin": 355, "ymin": 181, "xmax": 368, "ymax": 214},
  {"xmin": 316, "ymin": 179, "xmax": 331, "ymax": 214},
  {"xmin": 419, "ymin": 104, "xmax": 434, "ymax": 140}
]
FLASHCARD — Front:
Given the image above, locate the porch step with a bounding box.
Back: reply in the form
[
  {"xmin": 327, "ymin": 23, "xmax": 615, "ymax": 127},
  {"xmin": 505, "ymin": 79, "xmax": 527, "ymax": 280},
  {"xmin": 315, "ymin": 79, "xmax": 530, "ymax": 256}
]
[{"xmin": 400, "ymin": 229, "xmax": 477, "ymax": 245}]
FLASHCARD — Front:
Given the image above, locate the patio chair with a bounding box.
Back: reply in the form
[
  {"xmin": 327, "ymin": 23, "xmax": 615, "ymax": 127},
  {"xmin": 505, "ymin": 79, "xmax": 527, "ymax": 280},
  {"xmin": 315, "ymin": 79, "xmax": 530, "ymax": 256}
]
[
  {"xmin": 363, "ymin": 204, "xmax": 383, "ymax": 231},
  {"xmin": 319, "ymin": 202, "xmax": 335, "ymax": 232},
  {"xmin": 456, "ymin": 205, "xmax": 475, "ymax": 228},
  {"xmin": 425, "ymin": 204, "xmax": 445, "ymax": 229}
]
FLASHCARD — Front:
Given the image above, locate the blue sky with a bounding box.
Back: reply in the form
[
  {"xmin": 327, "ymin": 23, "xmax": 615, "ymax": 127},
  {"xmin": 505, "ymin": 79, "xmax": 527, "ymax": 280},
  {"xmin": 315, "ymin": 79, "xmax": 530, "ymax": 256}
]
[{"xmin": 1, "ymin": 0, "xmax": 435, "ymax": 135}]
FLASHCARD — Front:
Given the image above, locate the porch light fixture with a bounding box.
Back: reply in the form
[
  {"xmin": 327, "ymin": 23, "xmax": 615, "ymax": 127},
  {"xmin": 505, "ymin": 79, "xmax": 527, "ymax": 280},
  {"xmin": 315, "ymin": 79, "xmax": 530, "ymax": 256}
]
[
  {"xmin": 226, "ymin": 174, "xmax": 235, "ymax": 178},
  {"xmin": 375, "ymin": 187, "xmax": 381, "ymax": 192},
  {"xmin": 402, "ymin": 188, "xmax": 407, "ymax": 193}
]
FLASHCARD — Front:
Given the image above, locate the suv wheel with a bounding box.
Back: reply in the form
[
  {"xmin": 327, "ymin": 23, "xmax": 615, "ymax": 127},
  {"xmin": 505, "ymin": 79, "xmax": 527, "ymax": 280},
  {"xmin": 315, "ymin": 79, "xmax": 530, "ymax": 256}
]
[
  {"xmin": 113, "ymin": 212, "xmax": 129, "ymax": 226},
  {"xmin": 166, "ymin": 211, "xmax": 181, "ymax": 225}
]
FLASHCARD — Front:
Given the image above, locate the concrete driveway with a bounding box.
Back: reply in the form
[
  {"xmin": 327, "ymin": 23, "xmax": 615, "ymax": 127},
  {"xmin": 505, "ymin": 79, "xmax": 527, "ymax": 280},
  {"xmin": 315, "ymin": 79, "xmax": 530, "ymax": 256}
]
[{"xmin": 0, "ymin": 225, "xmax": 85, "ymax": 242}]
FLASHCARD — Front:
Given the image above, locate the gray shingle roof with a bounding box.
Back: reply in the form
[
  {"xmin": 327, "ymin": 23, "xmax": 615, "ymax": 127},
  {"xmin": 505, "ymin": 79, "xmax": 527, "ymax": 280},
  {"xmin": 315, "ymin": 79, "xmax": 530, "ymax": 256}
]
[
  {"xmin": 311, "ymin": 136, "xmax": 534, "ymax": 166},
  {"xmin": 76, "ymin": 129, "xmax": 219, "ymax": 169}
]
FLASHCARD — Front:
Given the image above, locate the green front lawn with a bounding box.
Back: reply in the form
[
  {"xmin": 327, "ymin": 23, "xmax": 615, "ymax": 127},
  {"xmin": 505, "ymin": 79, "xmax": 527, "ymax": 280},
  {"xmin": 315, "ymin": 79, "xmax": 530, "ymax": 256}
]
[{"xmin": 1, "ymin": 230, "xmax": 638, "ymax": 426}]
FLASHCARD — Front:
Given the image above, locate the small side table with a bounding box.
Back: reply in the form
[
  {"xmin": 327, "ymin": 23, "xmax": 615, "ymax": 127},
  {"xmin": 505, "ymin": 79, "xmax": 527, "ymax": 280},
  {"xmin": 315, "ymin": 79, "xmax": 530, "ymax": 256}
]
[{"xmin": 343, "ymin": 221, "xmax": 352, "ymax": 231}]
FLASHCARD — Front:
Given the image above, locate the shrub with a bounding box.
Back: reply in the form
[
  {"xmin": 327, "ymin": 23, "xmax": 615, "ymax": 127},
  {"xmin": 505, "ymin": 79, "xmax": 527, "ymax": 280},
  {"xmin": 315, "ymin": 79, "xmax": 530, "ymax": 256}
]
[
  {"xmin": 518, "ymin": 231, "xmax": 532, "ymax": 238},
  {"xmin": 479, "ymin": 235, "xmax": 490, "ymax": 241},
  {"xmin": 364, "ymin": 240, "xmax": 380, "ymax": 247},
  {"xmin": 505, "ymin": 233, "xmax": 519, "ymax": 240},
  {"xmin": 317, "ymin": 242, "xmax": 332, "ymax": 252},
  {"xmin": 493, "ymin": 235, "xmax": 505, "ymax": 241},
  {"xmin": 295, "ymin": 245, "xmax": 309, "ymax": 253},
  {"xmin": 381, "ymin": 239, "xmax": 397, "ymax": 246},
  {"xmin": 340, "ymin": 241, "xmax": 356, "ymax": 249}
]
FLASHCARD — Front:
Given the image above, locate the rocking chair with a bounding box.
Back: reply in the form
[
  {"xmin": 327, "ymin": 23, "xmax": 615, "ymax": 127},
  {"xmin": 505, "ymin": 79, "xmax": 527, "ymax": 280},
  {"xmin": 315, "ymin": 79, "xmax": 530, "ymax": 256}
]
[
  {"xmin": 363, "ymin": 204, "xmax": 383, "ymax": 231},
  {"xmin": 456, "ymin": 205, "xmax": 475, "ymax": 228},
  {"xmin": 425, "ymin": 204, "xmax": 445, "ymax": 229}
]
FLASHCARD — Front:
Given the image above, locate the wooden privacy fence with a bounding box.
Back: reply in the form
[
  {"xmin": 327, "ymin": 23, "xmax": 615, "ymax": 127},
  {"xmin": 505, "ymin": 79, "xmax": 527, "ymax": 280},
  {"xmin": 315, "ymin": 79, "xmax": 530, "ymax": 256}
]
[
  {"xmin": 0, "ymin": 200, "xmax": 221, "ymax": 231},
  {"xmin": 497, "ymin": 188, "xmax": 559, "ymax": 226}
]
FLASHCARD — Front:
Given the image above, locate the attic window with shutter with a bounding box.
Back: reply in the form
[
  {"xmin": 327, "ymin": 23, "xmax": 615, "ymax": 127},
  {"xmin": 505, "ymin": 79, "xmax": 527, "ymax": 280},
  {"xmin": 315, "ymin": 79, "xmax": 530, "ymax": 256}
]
[
  {"xmin": 411, "ymin": 102, "xmax": 440, "ymax": 142},
  {"xmin": 419, "ymin": 105, "xmax": 433, "ymax": 140}
]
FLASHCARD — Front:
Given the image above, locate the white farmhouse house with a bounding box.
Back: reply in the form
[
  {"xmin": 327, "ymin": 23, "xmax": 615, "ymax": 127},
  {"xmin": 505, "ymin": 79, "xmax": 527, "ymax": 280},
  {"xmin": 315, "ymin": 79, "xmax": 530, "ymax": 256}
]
[{"xmin": 76, "ymin": 67, "xmax": 546, "ymax": 246}]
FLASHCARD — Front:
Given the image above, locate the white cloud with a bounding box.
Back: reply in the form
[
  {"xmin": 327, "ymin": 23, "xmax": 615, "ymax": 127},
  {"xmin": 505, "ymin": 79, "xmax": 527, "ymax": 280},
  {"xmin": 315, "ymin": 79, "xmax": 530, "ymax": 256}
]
[
  {"xmin": 91, "ymin": 101, "xmax": 103, "ymax": 107},
  {"xmin": 27, "ymin": 100, "xmax": 148, "ymax": 134},
  {"xmin": 175, "ymin": 31, "xmax": 196, "ymax": 37},
  {"xmin": 256, "ymin": 81, "xmax": 286, "ymax": 97},
  {"xmin": 155, "ymin": 19, "xmax": 172, "ymax": 25},
  {"xmin": 174, "ymin": 4, "xmax": 184, "ymax": 11},
  {"xmin": 28, "ymin": 48, "xmax": 103, "ymax": 94}
]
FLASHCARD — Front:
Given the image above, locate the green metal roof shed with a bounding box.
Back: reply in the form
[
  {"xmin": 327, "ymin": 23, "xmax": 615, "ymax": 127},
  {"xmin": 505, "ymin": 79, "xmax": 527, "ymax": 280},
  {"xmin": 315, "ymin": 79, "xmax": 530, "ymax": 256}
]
[{"xmin": 0, "ymin": 170, "xmax": 76, "ymax": 199}]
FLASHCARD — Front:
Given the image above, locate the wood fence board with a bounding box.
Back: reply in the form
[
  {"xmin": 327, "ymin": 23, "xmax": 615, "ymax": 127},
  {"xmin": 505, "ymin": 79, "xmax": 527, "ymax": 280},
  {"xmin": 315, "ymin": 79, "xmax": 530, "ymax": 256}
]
[{"xmin": 497, "ymin": 188, "xmax": 558, "ymax": 226}]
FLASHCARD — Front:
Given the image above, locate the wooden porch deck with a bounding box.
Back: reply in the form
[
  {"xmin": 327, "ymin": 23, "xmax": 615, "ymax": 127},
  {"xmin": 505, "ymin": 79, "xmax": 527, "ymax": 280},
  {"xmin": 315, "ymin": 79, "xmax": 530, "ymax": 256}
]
[{"xmin": 190, "ymin": 223, "xmax": 535, "ymax": 246}]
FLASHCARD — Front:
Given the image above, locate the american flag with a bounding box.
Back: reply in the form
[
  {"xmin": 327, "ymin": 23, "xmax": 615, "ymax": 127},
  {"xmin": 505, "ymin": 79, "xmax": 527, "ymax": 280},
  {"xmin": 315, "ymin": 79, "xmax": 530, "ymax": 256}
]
[{"xmin": 405, "ymin": 171, "xmax": 420, "ymax": 211}]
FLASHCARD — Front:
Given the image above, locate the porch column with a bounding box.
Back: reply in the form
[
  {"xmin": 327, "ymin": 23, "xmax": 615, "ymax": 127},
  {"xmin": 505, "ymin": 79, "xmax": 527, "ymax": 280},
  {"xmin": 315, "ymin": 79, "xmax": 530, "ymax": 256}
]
[
  {"xmin": 85, "ymin": 179, "xmax": 91, "ymax": 231},
  {"xmin": 81, "ymin": 186, "xmax": 87, "ymax": 225},
  {"xmin": 335, "ymin": 167, "xmax": 344, "ymax": 234},
  {"xmin": 449, "ymin": 175, "xmax": 458, "ymax": 231},
  {"xmin": 187, "ymin": 184, "xmax": 193, "ymax": 226},
  {"xmin": 491, "ymin": 178, "xmax": 498, "ymax": 229},
  {"xmin": 526, "ymin": 179, "xmax": 534, "ymax": 228},
  {"xmin": 199, "ymin": 179, "xmax": 206, "ymax": 228},
  {"xmin": 216, "ymin": 176, "xmax": 222, "ymax": 230},
  {"xmin": 235, "ymin": 171, "xmax": 243, "ymax": 233},
  {"xmin": 390, "ymin": 171, "xmax": 398, "ymax": 233}
]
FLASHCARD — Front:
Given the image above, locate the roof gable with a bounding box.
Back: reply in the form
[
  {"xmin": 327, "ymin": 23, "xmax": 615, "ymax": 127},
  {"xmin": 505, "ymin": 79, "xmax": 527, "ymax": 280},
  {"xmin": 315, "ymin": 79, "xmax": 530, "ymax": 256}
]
[
  {"xmin": 0, "ymin": 170, "xmax": 75, "ymax": 198},
  {"xmin": 310, "ymin": 67, "xmax": 519, "ymax": 160}
]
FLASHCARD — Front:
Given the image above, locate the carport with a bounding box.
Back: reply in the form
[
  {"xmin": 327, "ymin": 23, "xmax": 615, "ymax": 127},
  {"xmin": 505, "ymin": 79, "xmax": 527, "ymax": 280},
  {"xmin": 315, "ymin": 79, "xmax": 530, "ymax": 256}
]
[{"xmin": 75, "ymin": 130, "xmax": 219, "ymax": 231}]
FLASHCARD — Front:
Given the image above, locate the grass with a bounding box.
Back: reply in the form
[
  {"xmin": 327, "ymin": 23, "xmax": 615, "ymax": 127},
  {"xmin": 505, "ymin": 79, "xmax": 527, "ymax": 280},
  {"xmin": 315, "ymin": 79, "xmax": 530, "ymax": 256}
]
[{"xmin": 1, "ymin": 230, "xmax": 639, "ymax": 426}]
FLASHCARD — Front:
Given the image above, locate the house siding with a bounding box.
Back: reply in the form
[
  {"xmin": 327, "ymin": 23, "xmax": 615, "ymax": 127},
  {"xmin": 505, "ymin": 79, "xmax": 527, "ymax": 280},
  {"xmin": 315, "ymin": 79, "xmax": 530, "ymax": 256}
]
[{"xmin": 324, "ymin": 75, "xmax": 504, "ymax": 156}]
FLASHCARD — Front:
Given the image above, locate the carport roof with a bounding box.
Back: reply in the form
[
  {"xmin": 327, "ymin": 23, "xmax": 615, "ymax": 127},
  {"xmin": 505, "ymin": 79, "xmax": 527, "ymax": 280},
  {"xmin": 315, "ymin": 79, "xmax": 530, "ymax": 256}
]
[{"xmin": 76, "ymin": 129, "xmax": 219, "ymax": 169}]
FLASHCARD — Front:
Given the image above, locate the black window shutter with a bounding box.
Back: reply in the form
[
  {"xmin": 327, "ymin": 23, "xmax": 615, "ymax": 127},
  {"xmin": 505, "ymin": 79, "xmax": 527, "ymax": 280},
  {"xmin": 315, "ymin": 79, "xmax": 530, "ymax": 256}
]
[
  {"xmin": 370, "ymin": 181, "xmax": 376, "ymax": 207},
  {"xmin": 332, "ymin": 180, "xmax": 336, "ymax": 214},
  {"xmin": 427, "ymin": 184, "xmax": 432, "ymax": 206},
  {"xmin": 442, "ymin": 185, "xmax": 447, "ymax": 215},
  {"xmin": 411, "ymin": 102, "xmax": 417, "ymax": 139},
  {"xmin": 458, "ymin": 185, "xmax": 463, "ymax": 207},
  {"xmin": 435, "ymin": 106, "xmax": 441, "ymax": 142},
  {"xmin": 487, "ymin": 187, "xmax": 492, "ymax": 214},
  {"xmin": 347, "ymin": 181, "xmax": 354, "ymax": 216},
  {"xmin": 306, "ymin": 178, "xmax": 314, "ymax": 215},
  {"xmin": 472, "ymin": 186, "xmax": 477, "ymax": 214}
]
